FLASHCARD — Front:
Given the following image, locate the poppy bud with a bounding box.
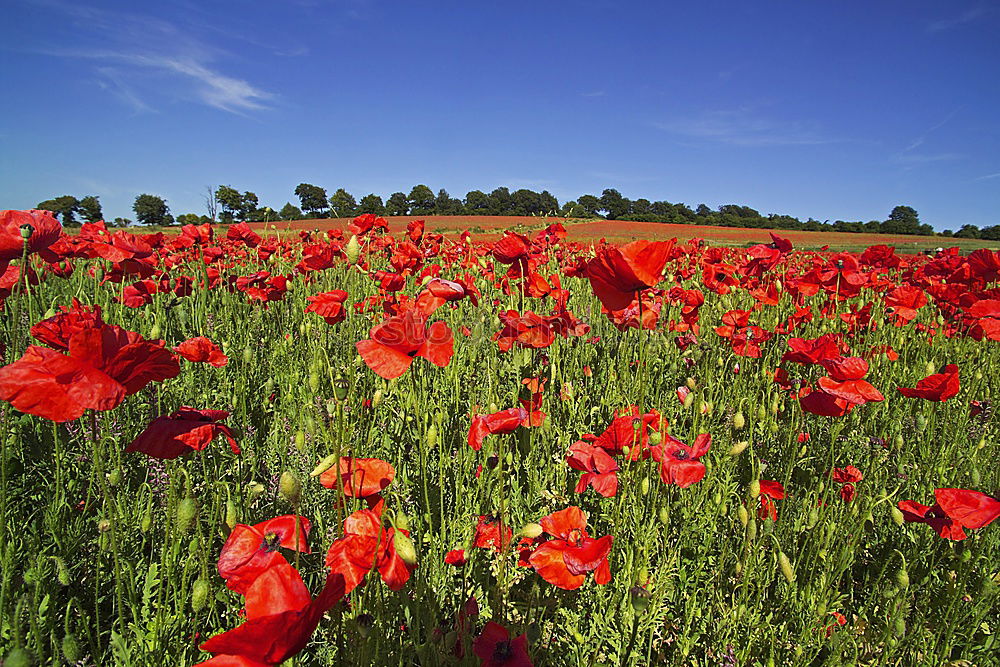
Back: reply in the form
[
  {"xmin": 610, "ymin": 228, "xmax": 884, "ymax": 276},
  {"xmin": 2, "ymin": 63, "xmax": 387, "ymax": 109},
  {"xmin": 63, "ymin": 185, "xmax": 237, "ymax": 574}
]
[
  {"xmin": 141, "ymin": 511, "xmax": 153, "ymax": 533},
  {"xmin": 737, "ymin": 505, "xmax": 749, "ymax": 527},
  {"xmin": 893, "ymin": 434, "xmax": 904, "ymax": 450},
  {"xmin": 242, "ymin": 348, "xmax": 253, "ymax": 364},
  {"xmin": 658, "ymin": 507, "xmax": 669, "ymax": 526},
  {"xmin": 247, "ymin": 481, "xmax": 266, "ymax": 500},
  {"xmin": 224, "ymin": 500, "xmax": 238, "ymax": 533},
  {"xmin": 895, "ymin": 568, "xmax": 909, "ymax": 589},
  {"xmin": 394, "ymin": 531, "xmax": 418, "ymax": 566},
  {"xmin": 51, "ymin": 557, "xmax": 70, "ymax": 586},
  {"xmin": 713, "ymin": 491, "xmax": 722, "ymax": 506},
  {"xmin": 778, "ymin": 551, "xmax": 795, "ymax": 584},
  {"xmin": 734, "ymin": 560, "xmax": 744, "ymax": 577},
  {"xmin": 394, "ymin": 513, "xmax": 411, "ymax": 532},
  {"xmin": 924, "ymin": 360, "xmax": 936, "ymax": 376},
  {"xmin": 108, "ymin": 468, "xmax": 121, "ymax": 487},
  {"xmin": 729, "ymin": 441, "xmax": 749, "ymax": 456},
  {"xmin": 746, "ymin": 515, "xmax": 757, "ymax": 540},
  {"xmin": 4, "ymin": 647, "xmax": 32, "ymax": 667},
  {"xmin": 915, "ymin": 415, "xmax": 926, "ymax": 432},
  {"xmin": 176, "ymin": 497, "xmax": 197, "ymax": 535},
  {"xmin": 520, "ymin": 522, "xmax": 544, "ymax": 538},
  {"xmin": 62, "ymin": 632, "xmax": 80, "ymax": 663},
  {"xmin": 191, "ymin": 578, "xmax": 209, "ymax": 612},
  {"xmin": 622, "ymin": 445, "xmax": 631, "ymax": 458},
  {"xmin": 279, "ymin": 471, "xmax": 301, "ymax": 506},
  {"xmin": 149, "ymin": 322, "xmax": 161, "ymax": 340},
  {"xmin": 640, "ymin": 477, "xmax": 650, "ymax": 496},
  {"xmin": 630, "ymin": 586, "xmax": 652, "ymax": 613},
  {"xmin": 355, "ymin": 613, "xmax": 374, "ymax": 638},
  {"xmin": 334, "ymin": 374, "xmax": 349, "ymax": 401},
  {"xmin": 308, "ymin": 371, "xmax": 320, "ymax": 394},
  {"xmin": 426, "ymin": 424, "xmax": 438, "ymax": 450},
  {"xmin": 749, "ymin": 480, "xmax": 761, "ymax": 499},
  {"xmin": 894, "ymin": 617, "xmax": 905, "ymax": 637},
  {"xmin": 373, "ymin": 390, "xmax": 384, "ymax": 407},
  {"xmin": 977, "ymin": 437, "xmax": 986, "ymax": 450},
  {"xmin": 971, "ymin": 467, "xmax": 981, "ymax": 486},
  {"xmin": 682, "ymin": 392, "xmax": 695, "ymax": 409},
  {"xmin": 98, "ymin": 518, "xmax": 112, "ymax": 533},
  {"xmin": 573, "ymin": 630, "xmax": 586, "ymax": 644},
  {"xmin": 732, "ymin": 411, "xmax": 745, "ymax": 430},
  {"xmin": 294, "ymin": 430, "xmax": 306, "ymax": 453},
  {"xmin": 310, "ymin": 453, "xmax": 339, "ymax": 477},
  {"xmin": 345, "ymin": 235, "xmax": 361, "ymax": 264}
]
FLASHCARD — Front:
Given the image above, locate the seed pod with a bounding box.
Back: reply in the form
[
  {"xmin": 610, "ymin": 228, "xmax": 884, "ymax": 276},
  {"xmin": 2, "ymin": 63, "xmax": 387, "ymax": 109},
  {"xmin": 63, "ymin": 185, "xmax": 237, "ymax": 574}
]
[
  {"xmin": 176, "ymin": 497, "xmax": 197, "ymax": 535},
  {"xmin": 242, "ymin": 348, "xmax": 253, "ymax": 364},
  {"xmin": 895, "ymin": 568, "xmax": 909, "ymax": 589},
  {"xmin": 648, "ymin": 431, "xmax": 662, "ymax": 446},
  {"xmin": 310, "ymin": 453, "xmax": 339, "ymax": 477},
  {"xmin": 98, "ymin": 518, "xmax": 112, "ymax": 533},
  {"xmin": 915, "ymin": 414, "xmax": 926, "ymax": 432},
  {"xmin": 62, "ymin": 632, "xmax": 80, "ymax": 663},
  {"xmin": 889, "ymin": 505, "xmax": 904, "ymax": 526},
  {"xmin": 729, "ymin": 440, "xmax": 749, "ymax": 456},
  {"xmin": 746, "ymin": 516, "xmax": 757, "ymax": 540},
  {"xmin": 4, "ymin": 647, "xmax": 33, "ymax": 667},
  {"xmin": 894, "ymin": 616, "xmax": 905, "ymax": 637},
  {"xmin": 426, "ymin": 424, "xmax": 438, "ymax": 450},
  {"xmin": 279, "ymin": 471, "xmax": 302, "ymax": 506},
  {"xmin": 737, "ymin": 505, "xmax": 749, "ymax": 527},
  {"xmin": 393, "ymin": 531, "xmax": 418, "ymax": 566},
  {"xmin": 732, "ymin": 412, "xmax": 745, "ymax": 430},
  {"xmin": 686, "ymin": 377, "xmax": 697, "ymax": 390},
  {"xmin": 778, "ymin": 552, "xmax": 795, "ymax": 584},
  {"xmin": 640, "ymin": 477, "xmax": 650, "ymax": 496},
  {"xmin": 749, "ymin": 479, "xmax": 761, "ymax": 499},
  {"xmin": 191, "ymin": 578, "xmax": 209, "ymax": 612},
  {"xmin": 924, "ymin": 360, "xmax": 936, "ymax": 376},
  {"xmin": 893, "ymin": 434, "xmax": 904, "ymax": 450},
  {"xmin": 150, "ymin": 321, "xmax": 162, "ymax": 340},
  {"xmin": 51, "ymin": 557, "xmax": 70, "ymax": 586},
  {"xmin": 977, "ymin": 437, "xmax": 986, "ymax": 450},
  {"xmin": 629, "ymin": 586, "xmax": 652, "ymax": 613}
]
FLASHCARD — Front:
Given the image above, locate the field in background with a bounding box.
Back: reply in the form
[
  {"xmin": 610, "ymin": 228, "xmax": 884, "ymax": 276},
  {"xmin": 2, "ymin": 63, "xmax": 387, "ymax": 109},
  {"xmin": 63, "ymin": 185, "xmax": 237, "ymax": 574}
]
[{"xmin": 246, "ymin": 216, "xmax": 1000, "ymax": 254}]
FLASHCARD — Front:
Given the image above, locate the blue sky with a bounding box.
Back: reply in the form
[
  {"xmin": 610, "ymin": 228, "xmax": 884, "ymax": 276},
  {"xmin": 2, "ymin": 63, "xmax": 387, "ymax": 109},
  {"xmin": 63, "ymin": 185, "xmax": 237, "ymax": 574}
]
[{"xmin": 2, "ymin": 0, "xmax": 998, "ymax": 230}]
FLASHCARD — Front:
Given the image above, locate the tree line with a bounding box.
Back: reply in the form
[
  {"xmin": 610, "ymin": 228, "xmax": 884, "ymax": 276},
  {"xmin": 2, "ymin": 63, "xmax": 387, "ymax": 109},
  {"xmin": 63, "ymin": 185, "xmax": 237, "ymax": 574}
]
[{"xmin": 33, "ymin": 185, "xmax": 997, "ymax": 239}]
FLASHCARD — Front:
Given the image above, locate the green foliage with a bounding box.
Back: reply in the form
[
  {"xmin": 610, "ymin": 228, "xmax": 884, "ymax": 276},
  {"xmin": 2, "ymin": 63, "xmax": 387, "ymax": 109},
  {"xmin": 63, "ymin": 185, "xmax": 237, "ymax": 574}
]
[
  {"xmin": 132, "ymin": 194, "xmax": 170, "ymax": 226},
  {"xmin": 329, "ymin": 188, "xmax": 358, "ymax": 218},
  {"xmin": 36, "ymin": 195, "xmax": 80, "ymax": 225},
  {"xmin": 280, "ymin": 202, "xmax": 305, "ymax": 221},
  {"xmin": 294, "ymin": 183, "xmax": 329, "ymax": 216}
]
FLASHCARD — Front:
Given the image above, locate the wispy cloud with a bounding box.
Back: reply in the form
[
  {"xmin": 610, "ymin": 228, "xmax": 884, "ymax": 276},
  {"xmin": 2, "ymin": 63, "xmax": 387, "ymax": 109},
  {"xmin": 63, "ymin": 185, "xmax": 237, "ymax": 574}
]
[
  {"xmin": 20, "ymin": 0, "xmax": 274, "ymax": 114},
  {"xmin": 974, "ymin": 172, "xmax": 1000, "ymax": 181},
  {"xmin": 580, "ymin": 91, "xmax": 606, "ymax": 98},
  {"xmin": 892, "ymin": 152, "xmax": 964, "ymax": 166},
  {"xmin": 927, "ymin": 6, "xmax": 990, "ymax": 32},
  {"xmin": 652, "ymin": 109, "xmax": 837, "ymax": 147}
]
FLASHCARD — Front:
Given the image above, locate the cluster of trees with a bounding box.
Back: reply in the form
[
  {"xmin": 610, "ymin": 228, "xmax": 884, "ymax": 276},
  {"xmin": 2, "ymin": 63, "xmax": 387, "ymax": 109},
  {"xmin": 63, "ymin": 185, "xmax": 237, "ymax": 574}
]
[{"xmin": 33, "ymin": 185, "xmax": 993, "ymax": 238}]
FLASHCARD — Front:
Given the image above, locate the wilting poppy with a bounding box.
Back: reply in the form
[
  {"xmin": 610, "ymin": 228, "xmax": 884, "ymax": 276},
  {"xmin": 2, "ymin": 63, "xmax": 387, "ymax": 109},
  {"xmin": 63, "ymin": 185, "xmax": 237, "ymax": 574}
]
[
  {"xmin": 325, "ymin": 509, "xmax": 415, "ymax": 595},
  {"xmin": 356, "ymin": 309, "xmax": 454, "ymax": 379},
  {"xmin": 126, "ymin": 407, "xmax": 240, "ymax": 459},
  {"xmin": 472, "ymin": 621, "xmax": 533, "ymax": 667},
  {"xmin": 174, "ymin": 336, "xmax": 229, "ymax": 367},
  {"xmin": 305, "ymin": 290, "xmax": 349, "ymax": 325},
  {"xmin": 468, "ymin": 407, "xmax": 528, "ymax": 451},
  {"xmin": 197, "ymin": 562, "xmax": 346, "ymax": 666},
  {"xmin": 897, "ymin": 364, "xmax": 960, "ymax": 402},
  {"xmin": 526, "ymin": 506, "xmax": 612, "ymax": 590},
  {"xmin": 217, "ymin": 515, "xmax": 312, "ymax": 594},
  {"xmin": 650, "ymin": 432, "xmax": 712, "ymax": 488}
]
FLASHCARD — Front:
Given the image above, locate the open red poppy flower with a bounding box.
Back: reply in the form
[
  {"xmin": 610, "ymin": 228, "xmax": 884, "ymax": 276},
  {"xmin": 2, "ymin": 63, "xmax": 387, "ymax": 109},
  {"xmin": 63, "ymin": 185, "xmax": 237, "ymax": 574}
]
[
  {"xmin": 831, "ymin": 466, "xmax": 863, "ymax": 502},
  {"xmin": 28, "ymin": 299, "xmax": 104, "ymax": 350},
  {"xmin": 581, "ymin": 406, "xmax": 661, "ymax": 460},
  {"xmin": 472, "ymin": 621, "xmax": 533, "ymax": 667},
  {"xmin": 473, "ymin": 515, "xmax": 513, "ymax": 552},
  {"xmin": 197, "ymin": 562, "xmax": 346, "ymax": 666},
  {"xmin": 758, "ymin": 480, "xmax": 785, "ymax": 521},
  {"xmin": 815, "ymin": 357, "xmax": 884, "ymax": 406},
  {"xmin": 356, "ymin": 309, "xmax": 453, "ymax": 379},
  {"xmin": 174, "ymin": 336, "xmax": 229, "ymax": 367},
  {"xmin": 126, "ymin": 407, "xmax": 240, "ymax": 459},
  {"xmin": 305, "ymin": 290, "xmax": 349, "ymax": 325},
  {"xmin": 566, "ymin": 441, "xmax": 620, "ymax": 497},
  {"xmin": 325, "ymin": 509, "xmax": 415, "ymax": 595},
  {"xmin": 217, "ymin": 515, "xmax": 312, "ymax": 594},
  {"xmin": 897, "ymin": 499, "xmax": 967, "ymax": 540},
  {"xmin": 0, "ymin": 209, "xmax": 62, "ymax": 262},
  {"xmin": 527, "ymin": 506, "xmax": 612, "ymax": 590},
  {"xmin": 650, "ymin": 432, "xmax": 712, "ymax": 488},
  {"xmin": 319, "ymin": 457, "xmax": 395, "ymax": 498},
  {"xmin": 780, "ymin": 333, "xmax": 847, "ymax": 366},
  {"xmin": 933, "ymin": 488, "xmax": 1000, "ymax": 530},
  {"xmin": 468, "ymin": 406, "xmax": 528, "ymax": 451},
  {"xmin": 586, "ymin": 240, "xmax": 674, "ymax": 311},
  {"xmin": 897, "ymin": 364, "xmax": 960, "ymax": 401}
]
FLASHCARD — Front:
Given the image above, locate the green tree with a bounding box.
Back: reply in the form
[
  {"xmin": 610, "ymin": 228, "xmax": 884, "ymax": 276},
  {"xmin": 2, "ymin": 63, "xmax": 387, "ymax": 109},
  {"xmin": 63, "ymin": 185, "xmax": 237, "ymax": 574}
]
[
  {"xmin": 358, "ymin": 194, "xmax": 386, "ymax": 216},
  {"xmin": 112, "ymin": 217, "xmax": 132, "ymax": 227},
  {"xmin": 78, "ymin": 195, "xmax": 103, "ymax": 223},
  {"xmin": 36, "ymin": 195, "xmax": 80, "ymax": 225},
  {"xmin": 883, "ymin": 205, "xmax": 921, "ymax": 234},
  {"xmin": 600, "ymin": 188, "xmax": 630, "ymax": 220},
  {"xmin": 241, "ymin": 192, "xmax": 260, "ymax": 220},
  {"xmin": 561, "ymin": 200, "xmax": 585, "ymax": 217},
  {"xmin": 464, "ymin": 190, "xmax": 491, "ymax": 214},
  {"xmin": 979, "ymin": 225, "xmax": 1000, "ymax": 241},
  {"xmin": 176, "ymin": 213, "xmax": 204, "ymax": 225},
  {"xmin": 538, "ymin": 190, "xmax": 560, "ymax": 215},
  {"xmin": 294, "ymin": 183, "xmax": 329, "ymax": 217},
  {"xmin": 329, "ymin": 188, "xmax": 358, "ymax": 218},
  {"xmin": 488, "ymin": 187, "xmax": 512, "ymax": 215},
  {"xmin": 511, "ymin": 189, "xmax": 543, "ymax": 216},
  {"xmin": 133, "ymin": 194, "xmax": 170, "ymax": 226},
  {"xmin": 280, "ymin": 202, "xmax": 304, "ymax": 221},
  {"xmin": 435, "ymin": 189, "xmax": 464, "ymax": 215},
  {"xmin": 408, "ymin": 185, "xmax": 435, "ymax": 215},
  {"xmin": 577, "ymin": 194, "xmax": 601, "ymax": 216},
  {"xmin": 386, "ymin": 192, "xmax": 409, "ymax": 216},
  {"xmin": 954, "ymin": 224, "xmax": 981, "ymax": 239},
  {"xmin": 215, "ymin": 186, "xmax": 243, "ymax": 222}
]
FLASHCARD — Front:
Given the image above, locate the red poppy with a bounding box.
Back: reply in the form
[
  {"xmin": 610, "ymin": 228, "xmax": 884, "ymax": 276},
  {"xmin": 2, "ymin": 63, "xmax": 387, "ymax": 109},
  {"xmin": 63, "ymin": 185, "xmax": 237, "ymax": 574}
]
[
  {"xmin": 581, "ymin": 406, "xmax": 661, "ymax": 460},
  {"xmin": 174, "ymin": 336, "xmax": 229, "ymax": 367},
  {"xmin": 304, "ymin": 290, "xmax": 349, "ymax": 325},
  {"xmin": 897, "ymin": 499, "xmax": 967, "ymax": 540},
  {"xmin": 325, "ymin": 509, "xmax": 415, "ymax": 595},
  {"xmin": 781, "ymin": 334, "xmax": 847, "ymax": 365},
  {"xmin": 28, "ymin": 299, "xmax": 103, "ymax": 351},
  {"xmin": 197, "ymin": 562, "xmax": 346, "ymax": 666},
  {"xmin": 492, "ymin": 231, "xmax": 532, "ymax": 267},
  {"xmin": 527, "ymin": 506, "xmax": 612, "ymax": 590},
  {"xmin": 587, "ymin": 240, "xmax": 674, "ymax": 311},
  {"xmin": 883, "ymin": 286, "xmax": 927, "ymax": 323},
  {"xmin": 348, "ymin": 213, "xmax": 388, "ymax": 237},
  {"xmin": 227, "ymin": 222, "xmax": 262, "ymax": 247},
  {"xmin": 650, "ymin": 432, "xmax": 712, "ymax": 488},
  {"xmin": 493, "ymin": 310, "xmax": 555, "ymax": 352},
  {"xmin": 897, "ymin": 364, "xmax": 960, "ymax": 401},
  {"xmin": 356, "ymin": 310, "xmax": 453, "ymax": 379},
  {"xmin": 933, "ymin": 488, "xmax": 1000, "ymax": 530},
  {"xmin": 119, "ymin": 280, "xmax": 158, "ymax": 308},
  {"xmin": 217, "ymin": 515, "xmax": 312, "ymax": 594},
  {"xmin": 815, "ymin": 357, "xmax": 884, "ymax": 406},
  {"xmin": 566, "ymin": 441, "xmax": 620, "ymax": 497},
  {"xmin": 757, "ymin": 480, "xmax": 785, "ymax": 521},
  {"xmin": 0, "ymin": 209, "xmax": 62, "ymax": 261},
  {"xmin": 125, "ymin": 407, "xmax": 239, "ymax": 459},
  {"xmin": 319, "ymin": 457, "xmax": 395, "ymax": 498},
  {"xmin": 444, "ymin": 549, "xmax": 467, "ymax": 566},
  {"xmin": 831, "ymin": 466, "xmax": 863, "ymax": 502},
  {"xmin": 472, "ymin": 621, "xmax": 533, "ymax": 667},
  {"xmin": 473, "ymin": 515, "xmax": 513, "ymax": 552},
  {"xmin": 467, "ymin": 407, "xmax": 528, "ymax": 451},
  {"xmin": 0, "ymin": 323, "xmax": 179, "ymax": 422}
]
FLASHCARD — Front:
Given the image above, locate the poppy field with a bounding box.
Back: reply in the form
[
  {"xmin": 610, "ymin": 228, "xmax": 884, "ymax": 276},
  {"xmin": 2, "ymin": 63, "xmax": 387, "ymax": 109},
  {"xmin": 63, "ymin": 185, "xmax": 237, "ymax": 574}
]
[{"xmin": 1, "ymin": 209, "xmax": 999, "ymax": 666}]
